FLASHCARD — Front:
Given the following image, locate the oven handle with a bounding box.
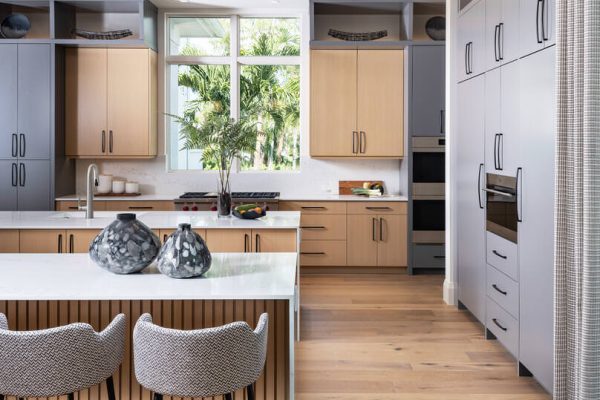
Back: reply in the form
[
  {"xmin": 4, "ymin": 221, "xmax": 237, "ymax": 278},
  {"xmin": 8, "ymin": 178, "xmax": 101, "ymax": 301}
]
[
  {"xmin": 516, "ymin": 167, "xmax": 523, "ymax": 222},
  {"xmin": 482, "ymin": 188, "xmax": 515, "ymax": 198},
  {"xmin": 477, "ymin": 163, "xmax": 484, "ymax": 209}
]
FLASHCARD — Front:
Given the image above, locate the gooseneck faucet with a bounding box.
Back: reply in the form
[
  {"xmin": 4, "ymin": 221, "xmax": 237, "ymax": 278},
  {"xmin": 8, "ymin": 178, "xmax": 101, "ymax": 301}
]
[{"xmin": 79, "ymin": 163, "xmax": 99, "ymax": 219}]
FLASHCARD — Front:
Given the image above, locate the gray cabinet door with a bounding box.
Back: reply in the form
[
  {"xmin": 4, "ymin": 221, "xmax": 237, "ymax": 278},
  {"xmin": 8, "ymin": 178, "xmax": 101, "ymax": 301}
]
[
  {"xmin": 18, "ymin": 44, "xmax": 51, "ymax": 160},
  {"xmin": 0, "ymin": 160, "xmax": 18, "ymax": 210},
  {"xmin": 457, "ymin": 75, "xmax": 487, "ymax": 323},
  {"xmin": 412, "ymin": 46, "xmax": 445, "ymax": 136},
  {"xmin": 520, "ymin": 0, "xmax": 554, "ymax": 57},
  {"xmin": 17, "ymin": 160, "xmax": 51, "ymax": 211},
  {"xmin": 518, "ymin": 46, "xmax": 555, "ymax": 394},
  {"xmin": 0, "ymin": 45, "xmax": 18, "ymax": 160}
]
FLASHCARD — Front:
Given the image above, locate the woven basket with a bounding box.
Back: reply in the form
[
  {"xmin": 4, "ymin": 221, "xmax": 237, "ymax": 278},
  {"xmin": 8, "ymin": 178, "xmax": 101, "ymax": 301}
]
[
  {"xmin": 72, "ymin": 29, "xmax": 133, "ymax": 40},
  {"xmin": 328, "ymin": 29, "xmax": 388, "ymax": 41}
]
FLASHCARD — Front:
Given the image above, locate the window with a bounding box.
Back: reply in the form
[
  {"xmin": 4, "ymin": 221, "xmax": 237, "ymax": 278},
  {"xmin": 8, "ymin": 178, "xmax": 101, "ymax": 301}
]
[{"xmin": 166, "ymin": 16, "xmax": 301, "ymax": 171}]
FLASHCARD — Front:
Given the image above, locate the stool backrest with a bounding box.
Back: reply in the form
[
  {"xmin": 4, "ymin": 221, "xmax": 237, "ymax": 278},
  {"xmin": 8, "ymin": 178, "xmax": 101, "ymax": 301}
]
[
  {"xmin": 0, "ymin": 313, "xmax": 126, "ymax": 397},
  {"xmin": 133, "ymin": 313, "xmax": 268, "ymax": 398}
]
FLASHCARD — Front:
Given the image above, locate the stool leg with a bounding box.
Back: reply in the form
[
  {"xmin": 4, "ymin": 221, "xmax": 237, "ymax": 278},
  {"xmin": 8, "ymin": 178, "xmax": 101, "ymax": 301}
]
[
  {"xmin": 153, "ymin": 393, "xmax": 163, "ymax": 400},
  {"xmin": 224, "ymin": 393, "xmax": 232, "ymax": 400},
  {"xmin": 67, "ymin": 394, "xmax": 74, "ymax": 400},
  {"xmin": 246, "ymin": 383, "xmax": 255, "ymax": 400},
  {"xmin": 106, "ymin": 376, "xmax": 116, "ymax": 400}
]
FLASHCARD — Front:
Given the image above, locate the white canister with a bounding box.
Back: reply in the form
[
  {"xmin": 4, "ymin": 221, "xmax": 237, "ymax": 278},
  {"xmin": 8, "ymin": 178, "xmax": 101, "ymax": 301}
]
[
  {"xmin": 125, "ymin": 182, "xmax": 139, "ymax": 194},
  {"xmin": 112, "ymin": 180, "xmax": 126, "ymax": 194},
  {"xmin": 97, "ymin": 175, "xmax": 113, "ymax": 194}
]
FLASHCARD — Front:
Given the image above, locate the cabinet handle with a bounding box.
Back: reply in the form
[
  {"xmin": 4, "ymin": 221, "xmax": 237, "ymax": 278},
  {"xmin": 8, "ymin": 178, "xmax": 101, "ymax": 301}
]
[
  {"xmin": 516, "ymin": 167, "xmax": 523, "ymax": 222},
  {"xmin": 163, "ymin": 234, "xmax": 168, "ymax": 243},
  {"xmin": 477, "ymin": 163, "xmax": 484, "ymax": 209},
  {"xmin": 494, "ymin": 24, "xmax": 499, "ymax": 62},
  {"xmin": 497, "ymin": 133, "xmax": 503, "ymax": 170},
  {"xmin": 541, "ymin": 0, "xmax": 548, "ymax": 41},
  {"xmin": 465, "ymin": 43, "xmax": 469, "ymax": 74},
  {"xmin": 493, "ymin": 134, "xmax": 499, "ymax": 170},
  {"xmin": 11, "ymin": 133, "xmax": 17, "ymax": 157},
  {"xmin": 300, "ymin": 252, "xmax": 326, "ymax": 255},
  {"xmin": 255, "ymin": 233, "xmax": 260, "ymax": 253},
  {"xmin": 109, "ymin": 130, "xmax": 114, "ymax": 153},
  {"xmin": 58, "ymin": 234, "xmax": 63, "ymax": 254},
  {"xmin": 360, "ymin": 131, "xmax": 366, "ymax": 153},
  {"xmin": 467, "ymin": 42, "xmax": 473, "ymax": 74},
  {"xmin": 536, "ymin": 0, "xmax": 543, "ymax": 43},
  {"xmin": 11, "ymin": 163, "xmax": 17, "ymax": 187},
  {"xmin": 492, "ymin": 284, "xmax": 507, "ymax": 296},
  {"xmin": 492, "ymin": 318, "xmax": 508, "ymax": 332},
  {"xmin": 366, "ymin": 206, "xmax": 392, "ymax": 211},
  {"xmin": 372, "ymin": 218, "xmax": 377, "ymax": 242},
  {"xmin": 19, "ymin": 133, "xmax": 25, "ymax": 158},
  {"xmin": 492, "ymin": 250, "xmax": 507, "ymax": 260},
  {"xmin": 379, "ymin": 217, "xmax": 384, "ymax": 241},
  {"xmin": 301, "ymin": 206, "xmax": 326, "ymax": 210},
  {"xmin": 101, "ymin": 130, "xmax": 106, "ymax": 153},
  {"xmin": 18, "ymin": 163, "xmax": 25, "ymax": 187},
  {"xmin": 352, "ymin": 131, "xmax": 358, "ymax": 154},
  {"xmin": 433, "ymin": 255, "xmax": 446, "ymax": 259},
  {"xmin": 69, "ymin": 234, "xmax": 74, "ymax": 253},
  {"xmin": 244, "ymin": 233, "xmax": 249, "ymax": 252},
  {"xmin": 128, "ymin": 206, "xmax": 154, "ymax": 210},
  {"xmin": 498, "ymin": 23, "xmax": 504, "ymax": 60},
  {"xmin": 301, "ymin": 226, "xmax": 326, "ymax": 229}
]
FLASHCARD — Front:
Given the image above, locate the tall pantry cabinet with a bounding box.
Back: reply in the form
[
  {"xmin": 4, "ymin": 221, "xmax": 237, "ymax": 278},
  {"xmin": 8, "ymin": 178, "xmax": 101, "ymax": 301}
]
[{"xmin": 455, "ymin": 0, "xmax": 555, "ymax": 393}]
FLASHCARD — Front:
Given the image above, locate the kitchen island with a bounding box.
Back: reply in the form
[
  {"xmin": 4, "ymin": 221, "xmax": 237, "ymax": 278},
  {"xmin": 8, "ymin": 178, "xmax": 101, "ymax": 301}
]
[{"xmin": 0, "ymin": 252, "xmax": 297, "ymax": 400}]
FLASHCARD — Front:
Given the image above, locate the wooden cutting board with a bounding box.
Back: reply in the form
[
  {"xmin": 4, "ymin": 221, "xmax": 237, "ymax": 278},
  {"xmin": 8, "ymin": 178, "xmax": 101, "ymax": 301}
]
[{"xmin": 339, "ymin": 180, "xmax": 384, "ymax": 195}]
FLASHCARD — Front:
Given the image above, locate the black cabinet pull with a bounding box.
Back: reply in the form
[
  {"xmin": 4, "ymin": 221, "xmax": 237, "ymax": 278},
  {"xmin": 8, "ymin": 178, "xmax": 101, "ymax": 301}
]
[
  {"xmin": 301, "ymin": 226, "xmax": 326, "ymax": 229},
  {"xmin": 372, "ymin": 218, "xmax": 377, "ymax": 242},
  {"xmin": 11, "ymin": 133, "xmax": 17, "ymax": 157},
  {"xmin": 433, "ymin": 255, "xmax": 446, "ymax": 259},
  {"xmin": 494, "ymin": 24, "xmax": 500, "ymax": 62},
  {"xmin": 19, "ymin": 133, "xmax": 25, "ymax": 157},
  {"xmin": 497, "ymin": 133, "xmax": 503, "ymax": 170},
  {"xmin": 498, "ymin": 23, "xmax": 504, "ymax": 60},
  {"xmin": 492, "ymin": 250, "xmax": 507, "ymax": 259},
  {"xmin": 301, "ymin": 206, "xmax": 326, "ymax": 210},
  {"xmin": 300, "ymin": 252, "xmax": 326, "ymax": 255},
  {"xmin": 492, "ymin": 284, "xmax": 507, "ymax": 296},
  {"xmin": 536, "ymin": 0, "xmax": 543, "ymax": 43},
  {"xmin": 359, "ymin": 131, "xmax": 366, "ymax": 153},
  {"xmin": 102, "ymin": 130, "xmax": 106, "ymax": 153},
  {"xmin": 128, "ymin": 206, "xmax": 154, "ymax": 210},
  {"xmin": 244, "ymin": 233, "xmax": 249, "ymax": 252},
  {"xmin": 366, "ymin": 206, "xmax": 392, "ymax": 211},
  {"xmin": 379, "ymin": 217, "xmax": 384, "ymax": 241},
  {"xmin": 516, "ymin": 167, "xmax": 523, "ymax": 222},
  {"xmin": 541, "ymin": 0, "xmax": 548, "ymax": 41},
  {"xmin": 352, "ymin": 131, "xmax": 358, "ymax": 154},
  {"xmin": 255, "ymin": 233, "xmax": 261, "ymax": 253},
  {"xmin": 58, "ymin": 234, "xmax": 63, "ymax": 254},
  {"xmin": 494, "ymin": 134, "xmax": 499, "ymax": 170},
  {"xmin": 11, "ymin": 163, "xmax": 17, "ymax": 187},
  {"xmin": 492, "ymin": 318, "xmax": 508, "ymax": 332},
  {"xmin": 163, "ymin": 234, "xmax": 168, "ymax": 243},
  {"xmin": 467, "ymin": 42, "xmax": 473, "ymax": 74},
  {"xmin": 18, "ymin": 163, "xmax": 25, "ymax": 187},
  {"xmin": 465, "ymin": 43, "xmax": 469, "ymax": 74},
  {"xmin": 109, "ymin": 130, "xmax": 114, "ymax": 153},
  {"xmin": 69, "ymin": 234, "xmax": 74, "ymax": 253},
  {"xmin": 477, "ymin": 163, "xmax": 484, "ymax": 209}
]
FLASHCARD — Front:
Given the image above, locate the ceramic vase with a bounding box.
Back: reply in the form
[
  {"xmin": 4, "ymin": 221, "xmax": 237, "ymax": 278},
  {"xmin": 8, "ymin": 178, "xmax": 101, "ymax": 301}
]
[{"xmin": 156, "ymin": 223, "xmax": 212, "ymax": 278}]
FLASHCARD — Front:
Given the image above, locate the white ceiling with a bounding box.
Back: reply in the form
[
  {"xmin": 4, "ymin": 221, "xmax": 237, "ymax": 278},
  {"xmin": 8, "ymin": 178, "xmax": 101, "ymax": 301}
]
[{"xmin": 150, "ymin": 0, "xmax": 308, "ymax": 10}]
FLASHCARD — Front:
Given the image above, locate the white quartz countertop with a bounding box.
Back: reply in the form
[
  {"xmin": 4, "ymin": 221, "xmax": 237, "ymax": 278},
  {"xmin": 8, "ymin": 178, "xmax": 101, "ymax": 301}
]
[
  {"xmin": 0, "ymin": 211, "xmax": 300, "ymax": 230},
  {"xmin": 56, "ymin": 194, "xmax": 407, "ymax": 202},
  {"xmin": 0, "ymin": 253, "xmax": 297, "ymax": 301}
]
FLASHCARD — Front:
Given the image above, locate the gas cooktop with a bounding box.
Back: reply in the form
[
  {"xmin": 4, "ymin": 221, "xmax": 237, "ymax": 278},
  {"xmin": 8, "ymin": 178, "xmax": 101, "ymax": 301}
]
[{"xmin": 178, "ymin": 192, "xmax": 280, "ymax": 200}]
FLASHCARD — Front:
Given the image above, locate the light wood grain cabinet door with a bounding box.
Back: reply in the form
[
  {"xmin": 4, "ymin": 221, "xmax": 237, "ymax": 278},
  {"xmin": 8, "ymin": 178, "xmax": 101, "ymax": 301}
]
[
  {"xmin": 357, "ymin": 50, "xmax": 404, "ymax": 157},
  {"xmin": 0, "ymin": 230, "xmax": 19, "ymax": 253},
  {"xmin": 253, "ymin": 229, "xmax": 297, "ymax": 253},
  {"xmin": 310, "ymin": 50, "xmax": 357, "ymax": 157},
  {"xmin": 19, "ymin": 230, "xmax": 66, "ymax": 253},
  {"xmin": 205, "ymin": 229, "xmax": 251, "ymax": 253},
  {"xmin": 67, "ymin": 229, "xmax": 101, "ymax": 253},
  {"xmin": 346, "ymin": 215, "xmax": 378, "ymax": 266},
  {"xmin": 65, "ymin": 48, "xmax": 107, "ymax": 157},
  {"xmin": 107, "ymin": 49, "xmax": 156, "ymax": 157},
  {"xmin": 377, "ymin": 214, "xmax": 407, "ymax": 267}
]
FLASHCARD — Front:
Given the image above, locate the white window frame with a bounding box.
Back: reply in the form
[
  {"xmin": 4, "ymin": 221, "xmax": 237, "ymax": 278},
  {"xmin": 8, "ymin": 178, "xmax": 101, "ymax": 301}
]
[{"xmin": 165, "ymin": 13, "xmax": 303, "ymax": 172}]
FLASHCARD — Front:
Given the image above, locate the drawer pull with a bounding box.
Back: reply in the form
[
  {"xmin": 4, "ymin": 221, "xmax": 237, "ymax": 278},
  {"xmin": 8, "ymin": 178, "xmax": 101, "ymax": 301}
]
[
  {"xmin": 433, "ymin": 255, "xmax": 446, "ymax": 259},
  {"xmin": 492, "ymin": 284, "xmax": 507, "ymax": 296},
  {"xmin": 492, "ymin": 250, "xmax": 507, "ymax": 259},
  {"xmin": 244, "ymin": 233, "xmax": 249, "ymax": 253},
  {"xmin": 300, "ymin": 252, "xmax": 326, "ymax": 255},
  {"xmin": 301, "ymin": 206, "xmax": 327, "ymax": 210},
  {"xmin": 128, "ymin": 206, "xmax": 154, "ymax": 210},
  {"xmin": 366, "ymin": 206, "xmax": 392, "ymax": 210},
  {"xmin": 68, "ymin": 206, "xmax": 78, "ymax": 210},
  {"xmin": 301, "ymin": 226, "xmax": 326, "ymax": 229},
  {"xmin": 492, "ymin": 318, "xmax": 508, "ymax": 332}
]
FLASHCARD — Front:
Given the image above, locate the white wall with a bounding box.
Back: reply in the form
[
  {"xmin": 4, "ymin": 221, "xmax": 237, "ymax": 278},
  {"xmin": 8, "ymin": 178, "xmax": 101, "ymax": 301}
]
[{"xmin": 74, "ymin": 6, "xmax": 407, "ymax": 196}]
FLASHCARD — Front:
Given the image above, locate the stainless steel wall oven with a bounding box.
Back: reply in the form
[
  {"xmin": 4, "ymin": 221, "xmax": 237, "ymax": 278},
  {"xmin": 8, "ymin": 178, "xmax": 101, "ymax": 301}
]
[{"xmin": 484, "ymin": 172, "xmax": 520, "ymax": 243}]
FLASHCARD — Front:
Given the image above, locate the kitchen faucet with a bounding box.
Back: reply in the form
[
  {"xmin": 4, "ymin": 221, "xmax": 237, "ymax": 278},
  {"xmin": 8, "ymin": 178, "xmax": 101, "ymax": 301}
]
[{"xmin": 79, "ymin": 163, "xmax": 99, "ymax": 219}]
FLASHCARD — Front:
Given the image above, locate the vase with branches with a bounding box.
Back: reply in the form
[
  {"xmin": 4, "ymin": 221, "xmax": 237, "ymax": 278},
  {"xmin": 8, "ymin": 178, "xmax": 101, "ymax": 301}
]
[{"xmin": 169, "ymin": 112, "xmax": 260, "ymax": 217}]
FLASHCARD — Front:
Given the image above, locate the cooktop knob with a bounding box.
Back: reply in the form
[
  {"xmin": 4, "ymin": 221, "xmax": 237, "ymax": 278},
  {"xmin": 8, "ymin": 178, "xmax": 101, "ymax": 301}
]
[
  {"xmin": 182, "ymin": 206, "xmax": 189, "ymax": 211},
  {"xmin": 191, "ymin": 206, "xmax": 198, "ymax": 211}
]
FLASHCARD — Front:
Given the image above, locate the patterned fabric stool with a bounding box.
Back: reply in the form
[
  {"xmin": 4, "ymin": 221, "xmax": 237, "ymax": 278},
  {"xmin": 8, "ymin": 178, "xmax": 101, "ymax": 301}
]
[
  {"xmin": 133, "ymin": 313, "xmax": 268, "ymax": 400},
  {"xmin": 0, "ymin": 313, "xmax": 126, "ymax": 400}
]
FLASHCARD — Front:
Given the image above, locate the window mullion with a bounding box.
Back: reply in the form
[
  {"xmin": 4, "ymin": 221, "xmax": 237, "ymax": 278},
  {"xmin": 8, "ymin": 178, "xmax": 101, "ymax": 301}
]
[{"xmin": 230, "ymin": 15, "xmax": 241, "ymax": 172}]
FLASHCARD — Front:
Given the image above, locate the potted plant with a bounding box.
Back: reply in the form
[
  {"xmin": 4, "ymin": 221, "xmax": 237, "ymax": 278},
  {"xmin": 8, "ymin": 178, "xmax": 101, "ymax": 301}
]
[{"xmin": 170, "ymin": 112, "xmax": 260, "ymax": 217}]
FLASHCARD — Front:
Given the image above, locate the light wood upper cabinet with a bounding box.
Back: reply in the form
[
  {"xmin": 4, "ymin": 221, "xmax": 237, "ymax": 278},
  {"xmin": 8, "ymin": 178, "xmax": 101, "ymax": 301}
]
[
  {"xmin": 66, "ymin": 48, "xmax": 157, "ymax": 158},
  {"xmin": 310, "ymin": 49, "xmax": 404, "ymax": 158},
  {"xmin": 357, "ymin": 50, "xmax": 404, "ymax": 157}
]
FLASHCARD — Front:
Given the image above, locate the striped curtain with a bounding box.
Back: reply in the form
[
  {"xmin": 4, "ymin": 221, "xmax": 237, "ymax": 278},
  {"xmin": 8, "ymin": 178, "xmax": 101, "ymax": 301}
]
[{"xmin": 555, "ymin": 0, "xmax": 600, "ymax": 398}]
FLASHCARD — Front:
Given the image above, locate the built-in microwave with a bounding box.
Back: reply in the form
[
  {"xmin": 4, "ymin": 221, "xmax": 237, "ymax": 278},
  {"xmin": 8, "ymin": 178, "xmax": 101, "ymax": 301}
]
[{"xmin": 484, "ymin": 173, "xmax": 520, "ymax": 243}]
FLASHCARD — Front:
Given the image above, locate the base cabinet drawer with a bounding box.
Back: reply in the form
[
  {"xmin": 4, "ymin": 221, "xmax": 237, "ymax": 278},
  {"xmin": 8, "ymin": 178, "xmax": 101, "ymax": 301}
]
[
  {"xmin": 279, "ymin": 201, "xmax": 346, "ymax": 214},
  {"xmin": 301, "ymin": 214, "xmax": 346, "ymax": 240},
  {"xmin": 486, "ymin": 232, "xmax": 518, "ymax": 280},
  {"xmin": 413, "ymin": 244, "xmax": 445, "ymax": 269},
  {"xmin": 301, "ymin": 241, "xmax": 346, "ymax": 266},
  {"xmin": 104, "ymin": 201, "xmax": 174, "ymax": 211},
  {"xmin": 56, "ymin": 200, "xmax": 107, "ymax": 211},
  {"xmin": 347, "ymin": 201, "xmax": 407, "ymax": 215},
  {"xmin": 486, "ymin": 297, "xmax": 519, "ymax": 357},
  {"xmin": 486, "ymin": 264, "xmax": 519, "ymax": 318}
]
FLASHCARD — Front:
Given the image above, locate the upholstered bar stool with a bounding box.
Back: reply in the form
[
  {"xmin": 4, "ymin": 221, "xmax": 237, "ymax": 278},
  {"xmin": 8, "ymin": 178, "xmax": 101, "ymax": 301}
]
[
  {"xmin": 133, "ymin": 313, "xmax": 268, "ymax": 400},
  {"xmin": 0, "ymin": 313, "xmax": 126, "ymax": 400}
]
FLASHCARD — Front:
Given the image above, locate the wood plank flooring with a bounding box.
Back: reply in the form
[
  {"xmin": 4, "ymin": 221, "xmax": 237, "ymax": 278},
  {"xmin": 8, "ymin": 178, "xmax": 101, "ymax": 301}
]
[{"xmin": 296, "ymin": 274, "xmax": 551, "ymax": 400}]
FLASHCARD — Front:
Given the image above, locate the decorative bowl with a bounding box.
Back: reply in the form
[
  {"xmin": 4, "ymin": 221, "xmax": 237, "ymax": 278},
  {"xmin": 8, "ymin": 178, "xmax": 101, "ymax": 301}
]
[
  {"xmin": 233, "ymin": 205, "xmax": 267, "ymax": 220},
  {"xmin": 1, "ymin": 13, "xmax": 30, "ymax": 39}
]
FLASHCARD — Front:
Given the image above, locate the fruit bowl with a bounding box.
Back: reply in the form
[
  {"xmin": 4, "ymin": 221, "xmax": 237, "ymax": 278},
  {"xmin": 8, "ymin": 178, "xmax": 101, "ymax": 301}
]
[{"xmin": 233, "ymin": 204, "xmax": 267, "ymax": 219}]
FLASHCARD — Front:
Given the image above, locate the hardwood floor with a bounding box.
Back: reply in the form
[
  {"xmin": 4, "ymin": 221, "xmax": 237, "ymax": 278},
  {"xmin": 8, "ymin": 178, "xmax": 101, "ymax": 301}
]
[{"xmin": 296, "ymin": 274, "xmax": 550, "ymax": 399}]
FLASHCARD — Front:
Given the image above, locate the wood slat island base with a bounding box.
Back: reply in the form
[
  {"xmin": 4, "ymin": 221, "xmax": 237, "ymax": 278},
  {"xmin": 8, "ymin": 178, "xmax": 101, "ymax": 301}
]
[{"xmin": 0, "ymin": 299, "xmax": 290, "ymax": 400}]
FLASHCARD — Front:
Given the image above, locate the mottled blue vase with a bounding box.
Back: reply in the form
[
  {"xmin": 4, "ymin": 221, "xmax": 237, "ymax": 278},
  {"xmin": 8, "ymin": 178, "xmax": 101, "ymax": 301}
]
[
  {"xmin": 89, "ymin": 213, "xmax": 161, "ymax": 274},
  {"xmin": 156, "ymin": 223, "xmax": 212, "ymax": 279}
]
